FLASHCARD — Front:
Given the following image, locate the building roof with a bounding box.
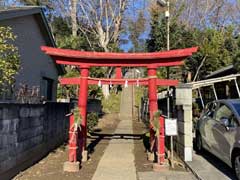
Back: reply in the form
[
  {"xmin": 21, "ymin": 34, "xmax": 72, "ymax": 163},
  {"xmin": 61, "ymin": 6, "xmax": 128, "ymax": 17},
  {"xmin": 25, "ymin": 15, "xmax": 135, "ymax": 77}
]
[
  {"xmin": 205, "ymin": 65, "xmax": 236, "ymax": 79},
  {"xmin": 0, "ymin": 6, "xmax": 65, "ymax": 75},
  {"xmin": 188, "ymin": 74, "xmax": 240, "ymax": 89}
]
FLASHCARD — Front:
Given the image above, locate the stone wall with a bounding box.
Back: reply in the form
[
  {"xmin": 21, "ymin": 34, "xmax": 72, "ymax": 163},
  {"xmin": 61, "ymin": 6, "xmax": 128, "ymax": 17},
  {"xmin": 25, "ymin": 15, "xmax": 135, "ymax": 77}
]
[{"xmin": 0, "ymin": 102, "xmax": 70, "ymax": 180}]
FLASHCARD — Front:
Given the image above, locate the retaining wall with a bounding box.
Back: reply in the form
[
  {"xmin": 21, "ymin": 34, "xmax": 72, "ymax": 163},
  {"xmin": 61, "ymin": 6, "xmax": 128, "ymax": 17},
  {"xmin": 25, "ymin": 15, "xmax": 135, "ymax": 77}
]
[{"xmin": 0, "ymin": 102, "xmax": 70, "ymax": 180}]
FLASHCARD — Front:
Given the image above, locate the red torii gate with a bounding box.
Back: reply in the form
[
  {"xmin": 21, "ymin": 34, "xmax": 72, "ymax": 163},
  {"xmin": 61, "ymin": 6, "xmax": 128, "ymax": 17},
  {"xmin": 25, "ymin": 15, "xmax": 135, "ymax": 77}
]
[{"xmin": 41, "ymin": 46, "xmax": 198, "ymax": 171}]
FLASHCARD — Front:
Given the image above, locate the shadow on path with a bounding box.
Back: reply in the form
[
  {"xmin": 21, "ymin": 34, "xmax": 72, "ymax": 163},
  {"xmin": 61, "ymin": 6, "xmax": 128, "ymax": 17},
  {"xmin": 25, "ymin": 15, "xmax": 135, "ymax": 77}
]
[{"xmin": 87, "ymin": 132, "xmax": 145, "ymax": 154}]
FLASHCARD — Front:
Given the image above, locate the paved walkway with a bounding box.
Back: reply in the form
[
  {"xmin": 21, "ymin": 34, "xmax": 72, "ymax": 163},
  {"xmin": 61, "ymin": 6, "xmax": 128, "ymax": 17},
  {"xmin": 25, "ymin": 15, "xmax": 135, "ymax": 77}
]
[
  {"xmin": 92, "ymin": 86, "xmax": 137, "ymax": 180},
  {"xmin": 186, "ymin": 150, "xmax": 237, "ymax": 180}
]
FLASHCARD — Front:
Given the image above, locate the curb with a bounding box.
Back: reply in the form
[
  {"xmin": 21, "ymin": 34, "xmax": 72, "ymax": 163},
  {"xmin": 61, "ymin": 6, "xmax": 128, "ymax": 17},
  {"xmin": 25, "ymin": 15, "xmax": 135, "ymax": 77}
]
[{"xmin": 184, "ymin": 161, "xmax": 203, "ymax": 180}]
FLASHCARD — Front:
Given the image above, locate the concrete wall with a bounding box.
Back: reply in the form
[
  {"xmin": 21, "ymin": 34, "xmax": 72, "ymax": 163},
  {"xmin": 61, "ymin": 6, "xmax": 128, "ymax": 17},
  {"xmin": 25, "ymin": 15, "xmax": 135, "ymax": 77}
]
[
  {"xmin": 174, "ymin": 84, "xmax": 193, "ymax": 162},
  {"xmin": 0, "ymin": 102, "xmax": 70, "ymax": 180},
  {"xmin": 0, "ymin": 15, "xmax": 58, "ymax": 101}
]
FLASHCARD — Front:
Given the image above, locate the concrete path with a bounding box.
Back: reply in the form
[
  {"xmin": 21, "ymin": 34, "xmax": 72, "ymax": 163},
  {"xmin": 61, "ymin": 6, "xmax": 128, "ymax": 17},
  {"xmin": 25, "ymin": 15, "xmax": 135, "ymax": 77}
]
[{"xmin": 92, "ymin": 86, "xmax": 137, "ymax": 180}]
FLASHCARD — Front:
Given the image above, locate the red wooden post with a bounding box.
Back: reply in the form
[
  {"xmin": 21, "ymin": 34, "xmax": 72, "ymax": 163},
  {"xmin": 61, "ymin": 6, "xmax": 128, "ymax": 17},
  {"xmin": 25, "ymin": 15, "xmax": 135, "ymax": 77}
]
[
  {"xmin": 115, "ymin": 67, "xmax": 122, "ymax": 79},
  {"xmin": 78, "ymin": 66, "xmax": 89, "ymax": 161},
  {"xmin": 158, "ymin": 115, "xmax": 165, "ymax": 164},
  {"xmin": 63, "ymin": 113, "xmax": 80, "ymax": 172},
  {"xmin": 68, "ymin": 114, "xmax": 77, "ymax": 162},
  {"xmin": 147, "ymin": 67, "xmax": 158, "ymax": 157}
]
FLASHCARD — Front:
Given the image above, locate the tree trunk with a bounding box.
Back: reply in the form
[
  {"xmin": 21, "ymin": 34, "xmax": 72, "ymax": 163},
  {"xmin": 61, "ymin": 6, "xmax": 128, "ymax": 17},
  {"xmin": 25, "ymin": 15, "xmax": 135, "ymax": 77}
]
[{"xmin": 71, "ymin": 0, "xmax": 77, "ymax": 37}]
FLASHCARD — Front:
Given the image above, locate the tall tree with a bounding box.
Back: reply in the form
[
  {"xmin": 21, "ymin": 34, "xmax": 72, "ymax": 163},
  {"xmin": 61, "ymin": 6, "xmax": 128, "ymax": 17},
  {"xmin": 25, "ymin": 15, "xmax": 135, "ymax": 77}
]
[
  {"xmin": 174, "ymin": 0, "xmax": 240, "ymax": 31},
  {"xmin": 76, "ymin": 0, "xmax": 127, "ymax": 52},
  {"xmin": 70, "ymin": 0, "xmax": 77, "ymax": 37},
  {"xmin": 128, "ymin": 10, "xmax": 146, "ymax": 52},
  {"xmin": 147, "ymin": 1, "xmax": 239, "ymax": 81}
]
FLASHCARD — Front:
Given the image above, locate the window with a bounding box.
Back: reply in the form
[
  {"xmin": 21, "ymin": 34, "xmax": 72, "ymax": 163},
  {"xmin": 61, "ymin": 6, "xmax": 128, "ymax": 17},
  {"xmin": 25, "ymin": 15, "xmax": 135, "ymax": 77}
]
[
  {"xmin": 215, "ymin": 104, "xmax": 232, "ymax": 122},
  {"xmin": 205, "ymin": 102, "xmax": 217, "ymax": 118},
  {"xmin": 41, "ymin": 77, "xmax": 53, "ymax": 101},
  {"xmin": 232, "ymin": 102, "xmax": 240, "ymax": 116}
]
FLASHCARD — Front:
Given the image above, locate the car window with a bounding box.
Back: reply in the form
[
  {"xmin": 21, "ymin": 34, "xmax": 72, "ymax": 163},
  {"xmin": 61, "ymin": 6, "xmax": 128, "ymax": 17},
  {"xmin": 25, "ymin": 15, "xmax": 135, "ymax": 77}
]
[
  {"xmin": 229, "ymin": 116, "xmax": 238, "ymax": 128},
  {"xmin": 232, "ymin": 102, "xmax": 240, "ymax": 116},
  {"xmin": 215, "ymin": 104, "xmax": 232, "ymax": 122},
  {"xmin": 205, "ymin": 102, "xmax": 217, "ymax": 118}
]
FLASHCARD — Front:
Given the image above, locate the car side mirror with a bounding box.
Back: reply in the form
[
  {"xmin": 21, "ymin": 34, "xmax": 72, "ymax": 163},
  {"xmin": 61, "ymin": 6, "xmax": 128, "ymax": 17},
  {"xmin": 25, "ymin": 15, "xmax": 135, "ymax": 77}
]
[{"xmin": 220, "ymin": 117, "xmax": 229, "ymax": 131}]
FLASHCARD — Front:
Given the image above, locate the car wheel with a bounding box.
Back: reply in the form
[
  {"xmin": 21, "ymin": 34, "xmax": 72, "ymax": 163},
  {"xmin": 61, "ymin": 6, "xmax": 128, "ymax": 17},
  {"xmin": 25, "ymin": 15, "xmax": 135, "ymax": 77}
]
[
  {"xmin": 234, "ymin": 154, "xmax": 240, "ymax": 180},
  {"xmin": 196, "ymin": 132, "xmax": 203, "ymax": 153}
]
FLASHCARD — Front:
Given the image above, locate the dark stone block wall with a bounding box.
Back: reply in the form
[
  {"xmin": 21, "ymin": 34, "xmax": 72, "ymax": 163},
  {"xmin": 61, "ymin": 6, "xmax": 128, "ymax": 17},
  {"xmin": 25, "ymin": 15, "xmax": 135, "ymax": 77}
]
[{"xmin": 0, "ymin": 102, "xmax": 70, "ymax": 180}]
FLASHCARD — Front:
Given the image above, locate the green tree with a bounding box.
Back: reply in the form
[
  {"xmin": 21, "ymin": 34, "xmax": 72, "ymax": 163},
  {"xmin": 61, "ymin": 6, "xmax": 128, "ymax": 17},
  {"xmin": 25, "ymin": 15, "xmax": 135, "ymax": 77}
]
[
  {"xmin": 128, "ymin": 11, "xmax": 146, "ymax": 52},
  {"xmin": 0, "ymin": 27, "xmax": 20, "ymax": 90},
  {"xmin": 147, "ymin": 2, "xmax": 238, "ymax": 81},
  {"xmin": 189, "ymin": 27, "xmax": 237, "ymax": 81},
  {"xmin": 147, "ymin": 3, "xmax": 197, "ymax": 81}
]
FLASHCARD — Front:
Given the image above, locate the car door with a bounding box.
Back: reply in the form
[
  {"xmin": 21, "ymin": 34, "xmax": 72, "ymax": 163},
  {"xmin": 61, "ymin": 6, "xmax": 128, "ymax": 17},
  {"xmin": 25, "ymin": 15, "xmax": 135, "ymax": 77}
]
[
  {"xmin": 200, "ymin": 102, "xmax": 217, "ymax": 151},
  {"xmin": 212, "ymin": 103, "xmax": 238, "ymax": 164}
]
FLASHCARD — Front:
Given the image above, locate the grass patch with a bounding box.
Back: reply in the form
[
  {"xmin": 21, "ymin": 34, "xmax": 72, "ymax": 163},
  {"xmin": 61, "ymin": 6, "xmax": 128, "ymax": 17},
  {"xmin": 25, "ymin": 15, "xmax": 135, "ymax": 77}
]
[
  {"xmin": 135, "ymin": 86, "xmax": 146, "ymax": 107},
  {"xmin": 102, "ymin": 91, "xmax": 121, "ymax": 113}
]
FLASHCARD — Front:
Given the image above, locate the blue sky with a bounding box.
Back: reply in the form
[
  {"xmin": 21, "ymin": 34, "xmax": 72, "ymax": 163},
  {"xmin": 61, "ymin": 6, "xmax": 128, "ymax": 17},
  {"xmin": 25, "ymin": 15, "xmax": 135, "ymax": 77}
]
[{"xmin": 4, "ymin": 0, "xmax": 151, "ymax": 52}]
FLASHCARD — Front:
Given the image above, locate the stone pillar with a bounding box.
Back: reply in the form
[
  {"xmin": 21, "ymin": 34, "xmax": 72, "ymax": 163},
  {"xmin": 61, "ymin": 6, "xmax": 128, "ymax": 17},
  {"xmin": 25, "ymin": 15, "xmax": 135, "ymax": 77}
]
[
  {"xmin": 78, "ymin": 66, "xmax": 89, "ymax": 161},
  {"xmin": 175, "ymin": 84, "xmax": 193, "ymax": 161}
]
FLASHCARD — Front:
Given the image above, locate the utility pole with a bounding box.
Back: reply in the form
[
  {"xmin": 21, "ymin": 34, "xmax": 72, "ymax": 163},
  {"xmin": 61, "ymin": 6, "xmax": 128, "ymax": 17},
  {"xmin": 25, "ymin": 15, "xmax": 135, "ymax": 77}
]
[{"xmin": 157, "ymin": 0, "xmax": 173, "ymax": 168}]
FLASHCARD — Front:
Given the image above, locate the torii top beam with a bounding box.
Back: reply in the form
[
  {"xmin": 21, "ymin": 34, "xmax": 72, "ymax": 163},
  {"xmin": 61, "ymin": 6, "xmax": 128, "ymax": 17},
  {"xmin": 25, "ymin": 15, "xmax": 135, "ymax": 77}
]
[{"xmin": 41, "ymin": 46, "xmax": 198, "ymax": 68}]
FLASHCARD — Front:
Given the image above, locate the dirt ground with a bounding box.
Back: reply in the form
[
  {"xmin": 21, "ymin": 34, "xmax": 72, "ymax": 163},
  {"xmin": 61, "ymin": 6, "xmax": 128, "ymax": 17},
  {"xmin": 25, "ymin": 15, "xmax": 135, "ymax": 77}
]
[
  {"xmin": 13, "ymin": 113, "xmax": 120, "ymax": 180},
  {"xmin": 132, "ymin": 116, "xmax": 189, "ymax": 173}
]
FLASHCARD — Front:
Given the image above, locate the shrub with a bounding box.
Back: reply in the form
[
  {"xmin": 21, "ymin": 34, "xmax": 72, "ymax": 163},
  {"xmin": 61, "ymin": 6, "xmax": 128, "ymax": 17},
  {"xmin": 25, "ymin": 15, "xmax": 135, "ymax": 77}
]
[
  {"xmin": 87, "ymin": 112, "xmax": 99, "ymax": 132},
  {"xmin": 102, "ymin": 91, "xmax": 121, "ymax": 113}
]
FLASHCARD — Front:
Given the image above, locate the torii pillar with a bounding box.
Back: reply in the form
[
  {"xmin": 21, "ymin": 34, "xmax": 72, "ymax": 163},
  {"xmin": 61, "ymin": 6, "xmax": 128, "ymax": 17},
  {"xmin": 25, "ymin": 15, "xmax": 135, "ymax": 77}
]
[
  {"xmin": 115, "ymin": 67, "xmax": 122, "ymax": 79},
  {"xmin": 147, "ymin": 66, "xmax": 158, "ymax": 160},
  {"xmin": 78, "ymin": 65, "xmax": 89, "ymax": 162}
]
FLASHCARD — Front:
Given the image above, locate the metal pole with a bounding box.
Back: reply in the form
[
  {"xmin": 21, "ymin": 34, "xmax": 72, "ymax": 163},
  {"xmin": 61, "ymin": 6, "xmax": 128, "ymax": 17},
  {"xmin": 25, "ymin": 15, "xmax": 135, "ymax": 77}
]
[
  {"xmin": 212, "ymin": 84, "xmax": 218, "ymax": 100},
  {"xmin": 166, "ymin": 1, "xmax": 170, "ymax": 51},
  {"xmin": 165, "ymin": 0, "xmax": 174, "ymax": 168},
  {"xmin": 234, "ymin": 79, "xmax": 240, "ymax": 98},
  {"xmin": 198, "ymin": 88, "xmax": 205, "ymax": 108}
]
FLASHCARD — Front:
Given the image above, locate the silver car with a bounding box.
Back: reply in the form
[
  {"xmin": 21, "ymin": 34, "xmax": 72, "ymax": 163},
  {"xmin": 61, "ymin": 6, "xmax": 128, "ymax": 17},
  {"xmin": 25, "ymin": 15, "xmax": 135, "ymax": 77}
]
[{"xmin": 196, "ymin": 99, "xmax": 240, "ymax": 179}]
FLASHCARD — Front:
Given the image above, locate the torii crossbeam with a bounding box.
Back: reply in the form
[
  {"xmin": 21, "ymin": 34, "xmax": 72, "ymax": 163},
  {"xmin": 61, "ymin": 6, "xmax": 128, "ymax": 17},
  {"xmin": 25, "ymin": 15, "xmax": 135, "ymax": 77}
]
[
  {"xmin": 59, "ymin": 77, "xmax": 179, "ymax": 86},
  {"xmin": 41, "ymin": 46, "xmax": 198, "ymax": 170}
]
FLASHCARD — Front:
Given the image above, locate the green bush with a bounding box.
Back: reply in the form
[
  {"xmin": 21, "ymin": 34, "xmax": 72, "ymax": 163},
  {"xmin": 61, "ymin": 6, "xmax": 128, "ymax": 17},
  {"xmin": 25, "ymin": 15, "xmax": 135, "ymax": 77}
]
[
  {"xmin": 87, "ymin": 112, "xmax": 99, "ymax": 132},
  {"xmin": 102, "ymin": 91, "xmax": 121, "ymax": 113}
]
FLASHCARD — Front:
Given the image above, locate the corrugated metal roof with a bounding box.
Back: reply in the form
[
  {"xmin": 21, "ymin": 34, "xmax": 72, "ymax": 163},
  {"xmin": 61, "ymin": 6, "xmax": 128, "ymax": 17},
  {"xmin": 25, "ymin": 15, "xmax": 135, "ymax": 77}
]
[
  {"xmin": 188, "ymin": 74, "xmax": 240, "ymax": 89},
  {"xmin": 205, "ymin": 65, "xmax": 235, "ymax": 79}
]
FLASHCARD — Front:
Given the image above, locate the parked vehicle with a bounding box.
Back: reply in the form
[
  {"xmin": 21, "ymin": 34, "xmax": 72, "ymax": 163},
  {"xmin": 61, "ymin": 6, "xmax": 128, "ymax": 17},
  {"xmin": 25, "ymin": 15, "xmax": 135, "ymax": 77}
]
[{"xmin": 196, "ymin": 99, "xmax": 240, "ymax": 179}]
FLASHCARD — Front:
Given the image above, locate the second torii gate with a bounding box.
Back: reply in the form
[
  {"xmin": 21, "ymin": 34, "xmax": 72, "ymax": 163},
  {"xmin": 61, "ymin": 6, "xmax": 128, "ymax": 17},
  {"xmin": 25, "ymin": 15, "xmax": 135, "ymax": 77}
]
[{"xmin": 41, "ymin": 46, "xmax": 198, "ymax": 170}]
